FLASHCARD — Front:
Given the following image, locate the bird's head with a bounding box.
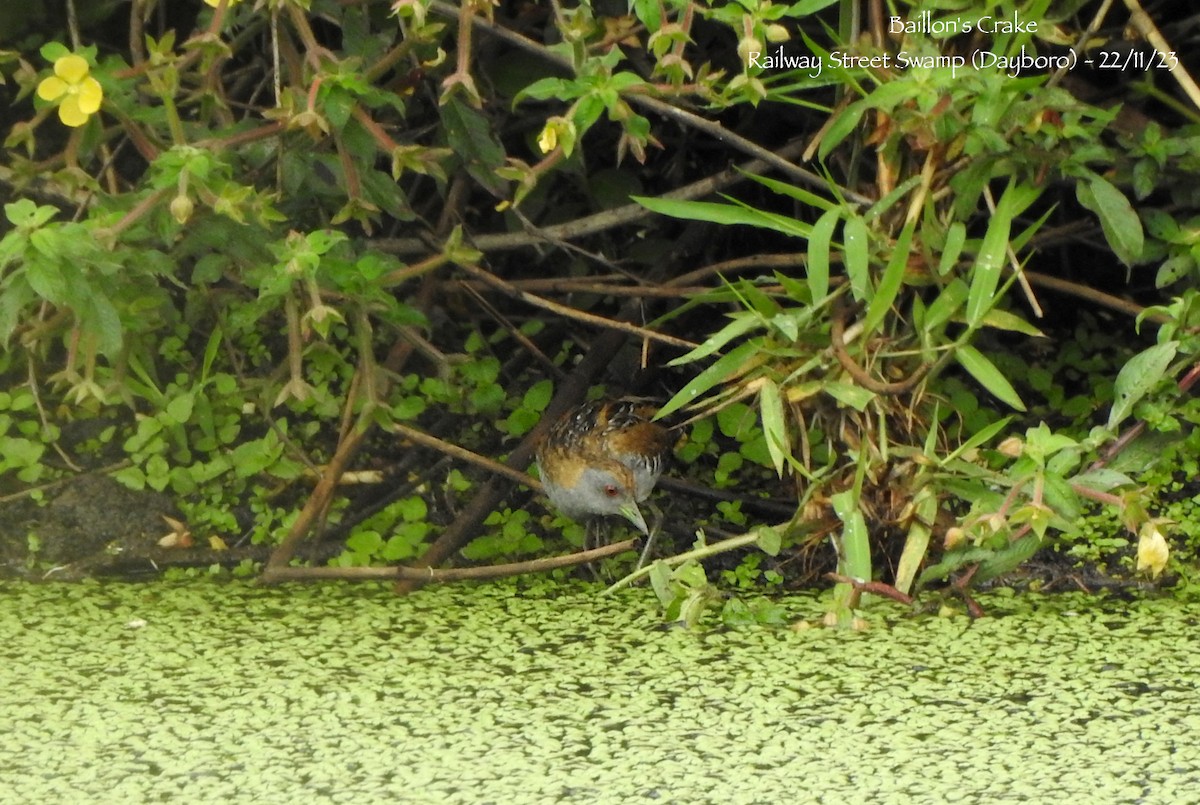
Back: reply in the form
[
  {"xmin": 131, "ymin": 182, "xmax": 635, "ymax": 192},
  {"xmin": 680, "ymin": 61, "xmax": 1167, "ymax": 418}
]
[{"xmin": 545, "ymin": 458, "xmax": 648, "ymax": 534}]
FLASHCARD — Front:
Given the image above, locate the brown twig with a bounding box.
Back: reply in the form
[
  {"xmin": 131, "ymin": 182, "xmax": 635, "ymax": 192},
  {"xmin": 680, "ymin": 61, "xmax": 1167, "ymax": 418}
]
[
  {"xmin": 1121, "ymin": 0, "xmax": 1200, "ymax": 112},
  {"xmin": 829, "ymin": 303, "xmax": 934, "ymax": 395},
  {"xmin": 454, "ymin": 261, "xmax": 699, "ymax": 351},
  {"xmin": 1024, "ymin": 270, "xmax": 1166, "ymax": 324},
  {"xmin": 825, "ymin": 572, "xmax": 915, "ymax": 605},
  {"xmin": 457, "ymin": 277, "xmax": 714, "ymax": 299},
  {"xmin": 457, "ymin": 281, "xmax": 565, "ymax": 379},
  {"xmin": 374, "ymin": 137, "xmax": 812, "ymax": 258},
  {"xmin": 263, "ymin": 538, "xmax": 637, "ymax": 584},
  {"xmin": 391, "ymin": 421, "xmax": 542, "ymax": 491}
]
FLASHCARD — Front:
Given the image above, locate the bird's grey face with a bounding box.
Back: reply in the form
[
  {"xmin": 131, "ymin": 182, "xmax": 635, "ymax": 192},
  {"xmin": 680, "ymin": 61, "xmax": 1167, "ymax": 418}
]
[{"xmin": 575, "ymin": 465, "xmax": 649, "ymax": 534}]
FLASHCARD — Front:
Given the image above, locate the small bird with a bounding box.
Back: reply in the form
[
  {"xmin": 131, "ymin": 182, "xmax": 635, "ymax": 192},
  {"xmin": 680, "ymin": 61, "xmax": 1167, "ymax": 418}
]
[{"xmin": 535, "ymin": 398, "xmax": 672, "ymax": 567}]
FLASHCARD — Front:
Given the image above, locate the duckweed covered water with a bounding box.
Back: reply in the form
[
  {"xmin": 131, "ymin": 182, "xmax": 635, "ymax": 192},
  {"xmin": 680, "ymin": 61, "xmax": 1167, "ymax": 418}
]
[{"xmin": 1, "ymin": 580, "xmax": 1198, "ymax": 803}]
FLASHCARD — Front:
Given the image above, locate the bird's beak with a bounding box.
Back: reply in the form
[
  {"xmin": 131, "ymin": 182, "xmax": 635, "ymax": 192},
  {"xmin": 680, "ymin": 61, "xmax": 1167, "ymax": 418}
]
[{"xmin": 619, "ymin": 503, "xmax": 649, "ymax": 535}]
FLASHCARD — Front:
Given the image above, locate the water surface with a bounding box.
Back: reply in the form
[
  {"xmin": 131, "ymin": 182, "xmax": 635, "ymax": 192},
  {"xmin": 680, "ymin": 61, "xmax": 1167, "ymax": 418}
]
[{"xmin": 1, "ymin": 580, "xmax": 1197, "ymax": 803}]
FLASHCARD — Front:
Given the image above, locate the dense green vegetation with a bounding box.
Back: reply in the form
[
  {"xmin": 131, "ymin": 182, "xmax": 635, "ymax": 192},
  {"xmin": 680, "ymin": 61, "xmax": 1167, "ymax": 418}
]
[{"xmin": 2, "ymin": 0, "xmax": 1200, "ymax": 625}]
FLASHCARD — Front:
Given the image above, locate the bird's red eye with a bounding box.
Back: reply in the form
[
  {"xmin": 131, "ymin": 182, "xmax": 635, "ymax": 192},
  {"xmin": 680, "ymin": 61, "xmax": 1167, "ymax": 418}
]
[{"xmin": 604, "ymin": 484, "xmax": 619, "ymax": 497}]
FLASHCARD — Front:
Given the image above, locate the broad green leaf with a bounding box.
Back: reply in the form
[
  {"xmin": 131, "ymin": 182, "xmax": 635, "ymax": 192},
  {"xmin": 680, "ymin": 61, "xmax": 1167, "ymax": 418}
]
[
  {"xmin": 977, "ymin": 308, "xmax": 1044, "ymax": 337},
  {"xmin": 895, "ymin": 486, "xmax": 937, "ymax": 594},
  {"xmin": 513, "ymin": 77, "xmax": 574, "ymax": 104},
  {"xmin": 755, "ymin": 524, "xmax": 782, "ymax": 556},
  {"xmin": 818, "ymin": 101, "xmax": 866, "ymax": 161},
  {"xmin": 5, "ymin": 200, "xmax": 57, "ymax": 228},
  {"xmin": 823, "ymin": 381, "xmax": 875, "ymax": 411},
  {"xmin": 842, "ymin": 215, "xmax": 869, "ymax": 302},
  {"xmin": 166, "ymin": 393, "xmax": 195, "ymax": 425},
  {"xmin": 440, "ymin": 98, "xmax": 506, "ymax": 196},
  {"xmin": 657, "ymin": 339, "xmax": 764, "ymax": 419},
  {"xmin": 1041, "ymin": 472, "xmax": 1081, "ymax": 522},
  {"xmin": 956, "ymin": 345, "xmax": 1026, "ymax": 411},
  {"xmin": 82, "ymin": 290, "xmax": 123, "ymax": 357},
  {"xmin": 523, "ymin": 379, "xmax": 554, "ymax": 411},
  {"xmin": 976, "ymin": 534, "xmax": 1042, "ymax": 582},
  {"xmin": 806, "ymin": 207, "xmax": 839, "ymax": 302},
  {"xmin": 965, "ymin": 194, "xmax": 1013, "ymax": 326},
  {"xmin": 830, "ymin": 487, "xmax": 871, "ymax": 580},
  {"xmin": 942, "ymin": 415, "xmax": 1014, "ymax": 463},
  {"xmin": 924, "ymin": 278, "xmax": 967, "ymax": 332},
  {"xmin": 24, "ymin": 258, "xmax": 68, "ymax": 304},
  {"xmin": 790, "ymin": 0, "xmax": 840, "ymax": 13},
  {"xmin": 1108, "ymin": 340, "xmax": 1177, "ymax": 429},
  {"xmin": 634, "ymin": 197, "xmax": 807, "ymax": 237},
  {"xmin": 1071, "ymin": 468, "xmax": 1136, "ymax": 493},
  {"xmin": 759, "ymin": 378, "xmax": 788, "ymax": 477},
  {"xmin": 938, "ymin": 221, "xmax": 966, "ymax": 276},
  {"xmin": 743, "ymin": 171, "xmax": 836, "ymax": 212},
  {"xmin": 1077, "ymin": 175, "xmax": 1144, "ymax": 266}
]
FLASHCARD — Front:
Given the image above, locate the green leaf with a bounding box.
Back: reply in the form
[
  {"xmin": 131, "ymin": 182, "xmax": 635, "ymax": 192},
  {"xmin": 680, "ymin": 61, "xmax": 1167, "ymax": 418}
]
[
  {"xmin": 789, "ymin": 0, "xmax": 840, "ymax": 13},
  {"xmin": 977, "ymin": 309, "xmax": 1044, "ymax": 337},
  {"xmin": 5, "ymin": 200, "xmax": 57, "ymax": 228},
  {"xmin": 1108, "ymin": 340, "xmax": 1177, "ymax": 429},
  {"xmin": 82, "ymin": 289, "xmax": 124, "ymax": 357},
  {"xmin": 323, "ymin": 87, "xmax": 354, "ymax": 130},
  {"xmin": 956, "ymin": 345, "xmax": 1026, "ymax": 411},
  {"xmin": 1071, "ymin": 468, "xmax": 1135, "ymax": 493},
  {"xmin": 830, "ymin": 487, "xmax": 871, "ymax": 580},
  {"xmin": 894, "ymin": 486, "xmax": 937, "ymax": 594},
  {"xmin": 976, "ymin": 534, "xmax": 1042, "ymax": 582},
  {"xmin": 24, "ymin": 258, "xmax": 68, "ymax": 304},
  {"xmin": 523, "ymin": 379, "xmax": 554, "ymax": 411},
  {"xmin": 759, "ymin": 378, "xmax": 787, "ymax": 477},
  {"xmin": 744, "ymin": 172, "xmax": 836, "ymax": 212},
  {"xmin": 755, "ymin": 525, "xmax": 782, "ymax": 556},
  {"xmin": 965, "ymin": 198, "xmax": 1013, "ymax": 326},
  {"xmin": 658, "ymin": 339, "xmax": 763, "ymax": 419},
  {"xmin": 943, "ymin": 416, "xmax": 1013, "ymax": 463},
  {"xmin": 824, "ymin": 381, "xmax": 875, "ymax": 411},
  {"xmin": 39, "ymin": 42, "xmax": 72, "ymax": 62},
  {"xmin": 806, "ymin": 207, "xmax": 839, "ymax": 302},
  {"xmin": 440, "ymin": 97, "xmax": 506, "ymax": 196},
  {"xmin": 513, "ymin": 77, "xmax": 575, "ymax": 104},
  {"xmin": 938, "ymin": 221, "xmax": 966, "ymax": 276},
  {"xmin": 1077, "ymin": 175, "xmax": 1144, "ymax": 266},
  {"xmin": 924, "ymin": 278, "xmax": 967, "ymax": 332},
  {"xmin": 165, "ymin": 393, "xmax": 195, "ymax": 425},
  {"xmin": 818, "ymin": 101, "xmax": 866, "ymax": 161},
  {"xmin": 669, "ymin": 312, "xmax": 762, "ymax": 365},
  {"xmin": 862, "ymin": 220, "xmax": 913, "ymax": 335},
  {"xmin": 634, "ymin": 196, "xmax": 808, "ymax": 237},
  {"xmin": 842, "ymin": 215, "xmax": 869, "ymax": 302}
]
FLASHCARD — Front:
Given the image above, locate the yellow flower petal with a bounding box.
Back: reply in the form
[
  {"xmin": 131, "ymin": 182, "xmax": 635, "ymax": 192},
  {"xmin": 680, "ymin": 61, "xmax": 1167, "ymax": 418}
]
[
  {"xmin": 77, "ymin": 77, "xmax": 103, "ymax": 114},
  {"xmin": 537, "ymin": 124, "xmax": 557, "ymax": 154},
  {"xmin": 55, "ymin": 54, "xmax": 90, "ymax": 84},
  {"xmin": 37, "ymin": 76, "xmax": 67, "ymax": 101},
  {"xmin": 58, "ymin": 96, "xmax": 89, "ymax": 127}
]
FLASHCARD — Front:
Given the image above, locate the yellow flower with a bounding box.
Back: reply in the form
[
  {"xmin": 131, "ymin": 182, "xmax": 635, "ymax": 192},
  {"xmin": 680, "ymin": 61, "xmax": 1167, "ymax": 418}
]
[
  {"xmin": 1136, "ymin": 521, "xmax": 1170, "ymax": 579},
  {"xmin": 36, "ymin": 54, "xmax": 103, "ymax": 128},
  {"xmin": 203, "ymin": 0, "xmax": 243, "ymax": 6}
]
